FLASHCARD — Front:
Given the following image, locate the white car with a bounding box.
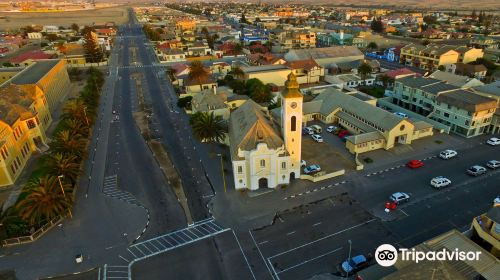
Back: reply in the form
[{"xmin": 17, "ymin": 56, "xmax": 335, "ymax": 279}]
[
  {"xmin": 486, "ymin": 160, "xmax": 500, "ymax": 169},
  {"xmin": 75, "ymin": 254, "xmax": 83, "ymax": 264},
  {"xmin": 430, "ymin": 176, "xmax": 452, "ymax": 189},
  {"xmin": 439, "ymin": 149, "xmax": 457, "ymax": 160},
  {"xmin": 393, "ymin": 112, "xmax": 408, "ymax": 118},
  {"xmin": 466, "ymin": 165, "xmax": 487, "ymax": 176},
  {"xmin": 311, "ymin": 134, "xmax": 323, "ymax": 143},
  {"xmin": 304, "ymin": 127, "xmax": 314, "ymax": 135},
  {"xmin": 301, "ymin": 160, "xmax": 307, "ymax": 167},
  {"xmin": 326, "ymin": 125, "xmax": 337, "ymax": 133},
  {"xmin": 486, "ymin": 137, "xmax": 500, "ymax": 146},
  {"xmin": 389, "ymin": 192, "xmax": 410, "ymax": 204}
]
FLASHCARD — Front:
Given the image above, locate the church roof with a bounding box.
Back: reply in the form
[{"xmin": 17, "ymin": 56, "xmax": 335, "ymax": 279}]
[
  {"xmin": 229, "ymin": 100, "xmax": 284, "ymax": 160},
  {"xmin": 282, "ymin": 72, "xmax": 303, "ymax": 99}
]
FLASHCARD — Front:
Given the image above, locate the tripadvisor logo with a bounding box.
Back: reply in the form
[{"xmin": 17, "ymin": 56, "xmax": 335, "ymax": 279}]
[{"xmin": 375, "ymin": 244, "xmax": 481, "ymax": 267}]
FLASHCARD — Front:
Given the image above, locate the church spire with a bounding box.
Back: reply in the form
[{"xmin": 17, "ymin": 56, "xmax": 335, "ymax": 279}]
[{"xmin": 282, "ymin": 72, "xmax": 303, "ymax": 99}]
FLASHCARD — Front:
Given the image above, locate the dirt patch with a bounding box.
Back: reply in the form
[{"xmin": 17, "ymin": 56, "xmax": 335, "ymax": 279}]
[{"xmin": 0, "ymin": 6, "xmax": 129, "ymax": 30}]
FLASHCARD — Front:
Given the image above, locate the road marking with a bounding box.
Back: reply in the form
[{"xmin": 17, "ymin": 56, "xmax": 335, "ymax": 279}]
[
  {"xmin": 286, "ymin": 231, "xmax": 296, "ymax": 236},
  {"xmin": 232, "ymin": 231, "xmax": 257, "ymax": 280},
  {"xmin": 259, "ymin": 240, "xmax": 269, "ymax": 245},
  {"xmin": 269, "ymin": 218, "xmax": 376, "ymax": 260},
  {"xmin": 312, "ymin": 222, "xmax": 322, "ymax": 227},
  {"xmin": 276, "ymin": 246, "xmax": 343, "ymax": 274},
  {"xmin": 399, "ymin": 209, "xmax": 409, "ymax": 217},
  {"xmin": 248, "ymin": 230, "xmax": 275, "ymax": 279}
]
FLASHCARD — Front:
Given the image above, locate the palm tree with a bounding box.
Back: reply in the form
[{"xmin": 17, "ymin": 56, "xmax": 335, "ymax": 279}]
[
  {"xmin": 17, "ymin": 176, "xmax": 72, "ymax": 225},
  {"xmin": 231, "ymin": 66, "xmax": 244, "ymax": 79},
  {"xmin": 45, "ymin": 153, "xmax": 80, "ymax": 186},
  {"xmin": 233, "ymin": 43, "xmax": 243, "ymax": 55},
  {"xmin": 51, "ymin": 130, "xmax": 86, "ymax": 159},
  {"xmin": 358, "ymin": 62, "xmax": 373, "ymax": 80},
  {"xmin": 190, "ymin": 112, "xmax": 226, "ymax": 143},
  {"xmin": 188, "ymin": 61, "xmax": 210, "ymax": 91},
  {"xmin": 379, "ymin": 75, "xmax": 392, "ymax": 88},
  {"xmin": 64, "ymin": 118, "xmax": 88, "ymax": 138},
  {"xmin": 62, "ymin": 99, "xmax": 87, "ymax": 121}
]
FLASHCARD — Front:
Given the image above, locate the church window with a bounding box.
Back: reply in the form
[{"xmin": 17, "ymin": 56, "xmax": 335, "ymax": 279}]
[
  {"xmin": 260, "ymin": 160, "xmax": 265, "ymax": 167},
  {"xmin": 281, "ymin": 162, "xmax": 286, "ymax": 169},
  {"xmin": 291, "ymin": 116, "xmax": 296, "ymax": 131},
  {"xmin": 237, "ymin": 166, "xmax": 243, "ymax": 173}
]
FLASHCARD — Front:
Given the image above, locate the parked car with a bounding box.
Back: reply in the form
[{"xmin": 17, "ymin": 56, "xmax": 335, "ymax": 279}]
[
  {"xmin": 311, "ymin": 134, "xmax": 323, "ymax": 143},
  {"xmin": 393, "ymin": 112, "xmax": 408, "ymax": 118},
  {"xmin": 338, "ymin": 130, "xmax": 349, "ymax": 138},
  {"xmin": 75, "ymin": 254, "xmax": 83, "ymax": 264},
  {"xmin": 486, "ymin": 160, "xmax": 500, "ymax": 169},
  {"xmin": 301, "ymin": 160, "xmax": 307, "ymax": 167},
  {"xmin": 327, "ymin": 125, "xmax": 337, "ymax": 133},
  {"xmin": 406, "ymin": 159, "xmax": 424, "ymax": 169},
  {"xmin": 311, "ymin": 124, "xmax": 322, "ymax": 134},
  {"xmin": 304, "ymin": 127, "xmax": 314, "ymax": 135},
  {"xmin": 340, "ymin": 255, "xmax": 369, "ymax": 276},
  {"xmin": 430, "ymin": 176, "xmax": 452, "ymax": 189},
  {"xmin": 439, "ymin": 149, "xmax": 457, "ymax": 160},
  {"xmin": 303, "ymin": 164, "xmax": 321, "ymax": 174},
  {"xmin": 389, "ymin": 192, "xmax": 410, "ymax": 204},
  {"xmin": 466, "ymin": 165, "xmax": 487, "ymax": 176},
  {"xmin": 486, "ymin": 137, "xmax": 500, "ymax": 146}
]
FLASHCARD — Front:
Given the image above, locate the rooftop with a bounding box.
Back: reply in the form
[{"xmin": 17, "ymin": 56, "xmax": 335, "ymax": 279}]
[
  {"xmin": 11, "ymin": 60, "xmax": 60, "ymax": 85},
  {"xmin": 436, "ymin": 89, "xmax": 498, "ymax": 112}
]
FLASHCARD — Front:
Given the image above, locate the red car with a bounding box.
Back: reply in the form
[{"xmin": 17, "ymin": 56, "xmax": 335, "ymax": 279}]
[
  {"xmin": 338, "ymin": 130, "xmax": 349, "ymax": 138},
  {"xmin": 406, "ymin": 159, "xmax": 424, "ymax": 169}
]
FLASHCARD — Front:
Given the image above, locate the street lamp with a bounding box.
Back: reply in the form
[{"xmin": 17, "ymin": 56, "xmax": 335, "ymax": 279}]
[
  {"xmin": 217, "ymin": 153, "xmax": 227, "ymax": 193},
  {"xmin": 346, "ymin": 239, "xmax": 352, "ymax": 279},
  {"xmin": 57, "ymin": 175, "xmax": 73, "ymax": 219}
]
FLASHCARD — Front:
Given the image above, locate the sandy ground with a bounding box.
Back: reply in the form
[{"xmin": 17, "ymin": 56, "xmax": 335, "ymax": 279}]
[{"xmin": 0, "ymin": 6, "xmax": 129, "ymax": 31}]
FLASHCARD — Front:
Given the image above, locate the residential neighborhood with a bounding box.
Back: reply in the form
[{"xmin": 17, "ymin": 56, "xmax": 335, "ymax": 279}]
[{"xmin": 0, "ymin": 1, "xmax": 499, "ymax": 280}]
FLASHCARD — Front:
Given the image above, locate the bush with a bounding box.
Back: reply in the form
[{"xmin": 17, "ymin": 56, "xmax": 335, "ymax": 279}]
[
  {"xmin": 177, "ymin": 96, "xmax": 192, "ymax": 108},
  {"xmin": 363, "ymin": 157, "xmax": 374, "ymax": 163}
]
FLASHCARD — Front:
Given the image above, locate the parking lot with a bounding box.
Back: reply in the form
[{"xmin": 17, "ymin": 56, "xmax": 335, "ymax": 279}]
[{"xmin": 301, "ymin": 121, "xmax": 356, "ymax": 173}]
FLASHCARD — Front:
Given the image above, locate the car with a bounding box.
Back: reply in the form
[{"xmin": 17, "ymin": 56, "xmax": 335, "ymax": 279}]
[
  {"xmin": 393, "ymin": 112, "xmax": 408, "ymax": 118},
  {"xmin": 486, "ymin": 160, "xmax": 500, "ymax": 169},
  {"xmin": 439, "ymin": 149, "xmax": 458, "ymax": 160},
  {"xmin": 311, "ymin": 124, "xmax": 322, "ymax": 134},
  {"xmin": 340, "ymin": 255, "xmax": 369, "ymax": 275},
  {"xmin": 301, "ymin": 160, "xmax": 307, "ymax": 167},
  {"xmin": 486, "ymin": 137, "xmax": 500, "ymax": 146},
  {"xmin": 389, "ymin": 192, "xmax": 410, "ymax": 204},
  {"xmin": 311, "ymin": 134, "xmax": 323, "ymax": 143},
  {"xmin": 338, "ymin": 130, "xmax": 349, "ymax": 138},
  {"xmin": 303, "ymin": 127, "xmax": 314, "ymax": 135},
  {"xmin": 406, "ymin": 159, "xmax": 424, "ymax": 169},
  {"xmin": 75, "ymin": 254, "xmax": 83, "ymax": 264},
  {"xmin": 326, "ymin": 125, "xmax": 337, "ymax": 133},
  {"xmin": 466, "ymin": 165, "xmax": 487, "ymax": 176},
  {"xmin": 494, "ymin": 196, "xmax": 500, "ymax": 206},
  {"xmin": 303, "ymin": 164, "xmax": 321, "ymax": 174},
  {"xmin": 430, "ymin": 176, "xmax": 452, "ymax": 189}
]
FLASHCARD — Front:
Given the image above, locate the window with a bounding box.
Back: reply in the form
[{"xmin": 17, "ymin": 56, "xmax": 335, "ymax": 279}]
[
  {"xmin": 444, "ymin": 112, "xmax": 450, "ymax": 118},
  {"xmin": 27, "ymin": 120, "xmax": 36, "ymax": 129},
  {"xmin": 400, "ymin": 125, "xmax": 405, "ymax": 131},
  {"xmin": 260, "ymin": 160, "xmax": 265, "ymax": 167},
  {"xmin": 290, "ymin": 116, "xmax": 296, "ymax": 131},
  {"xmin": 281, "ymin": 162, "xmax": 286, "ymax": 169},
  {"xmin": 237, "ymin": 166, "xmax": 243, "ymax": 174}
]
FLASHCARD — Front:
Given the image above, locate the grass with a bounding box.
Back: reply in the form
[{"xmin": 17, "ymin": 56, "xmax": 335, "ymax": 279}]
[{"xmin": 359, "ymin": 86, "xmax": 385, "ymax": 98}]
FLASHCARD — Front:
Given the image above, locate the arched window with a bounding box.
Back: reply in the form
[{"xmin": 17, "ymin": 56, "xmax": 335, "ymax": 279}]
[{"xmin": 291, "ymin": 116, "xmax": 296, "ymax": 131}]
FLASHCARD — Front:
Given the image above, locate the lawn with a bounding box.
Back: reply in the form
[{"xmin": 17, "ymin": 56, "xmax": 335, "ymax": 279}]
[{"xmin": 359, "ymin": 86, "xmax": 385, "ymax": 98}]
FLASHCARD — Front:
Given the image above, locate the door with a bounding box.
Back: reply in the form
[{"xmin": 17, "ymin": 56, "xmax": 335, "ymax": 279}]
[{"xmin": 258, "ymin": 178, "xmax": 268, "ymax": 188}]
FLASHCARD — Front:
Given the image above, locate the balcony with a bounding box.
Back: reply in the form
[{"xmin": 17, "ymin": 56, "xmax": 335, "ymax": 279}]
[{"xmin": 472, "ymin": 215, "xmax": 500, "ymax": 251}]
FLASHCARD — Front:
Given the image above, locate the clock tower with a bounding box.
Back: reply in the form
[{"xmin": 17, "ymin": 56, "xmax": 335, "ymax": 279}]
[{"xmin": 281, "ymin": 73, "xmax": 303, "ymax": 177}]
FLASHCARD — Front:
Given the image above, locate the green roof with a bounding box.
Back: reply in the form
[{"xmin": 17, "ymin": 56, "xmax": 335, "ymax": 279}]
[{"xmin": 11, "ymin": 60, "xmax": 60, "ymax": 85}]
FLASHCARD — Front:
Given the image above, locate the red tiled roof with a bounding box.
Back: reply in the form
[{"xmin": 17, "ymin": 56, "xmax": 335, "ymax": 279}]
[
  {"xmin": 285, "ymin": 59, "xmax": 320, "ymax": 70},
  {"xmin": 10, "ymin": 50, "xmax": 52, "ymax": 64},
  {"xmin": 384, "ymin": 68, "xmax": 418, "ymax": 79}
]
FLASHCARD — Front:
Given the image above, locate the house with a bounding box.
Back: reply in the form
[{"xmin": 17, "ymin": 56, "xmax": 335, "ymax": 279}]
[
  {"xmin": 316, "ymin": 31, "xmax": 354, "ymax": 47},
  {"xmin": 229, "ymin": 74, "xmax": 303, "ymax": 190},
  {"xmin": 191, "ymin": 88, "xmax": 231, "ymax": 120},
  {"xmin": 428, "ymin": 70, "xmax": 484, "ymax": 88},
  {"xmin": 183, "ymin": 75, "xmax": 217, "ymax": 96},
  {"xmin": 246, "ymin": 53, "xmax": 286, "ymax": 66},
  {"xmin": 9, "ymin": 50, "xmax": 54, "ymax": 67},
  {"xmin": 271, "ymin": 30, "xmax": 316, "ymax": 53},
  {"xmin": 27, "ymin": 32, "xmax": 42, "ymax": 40},
  {"xmin": 285, "ymin": 59, "xmax": 325, "ymax": 84},
  {"xmin": 470, "ymin": 203, "xmax": 500, "ymax": 258},
  {"xmin": 241, "ymin": 65, "xmax": 291, "ymax": 87},
  {"xmin": 446, "ymin": 63, "xmax": 488, "ymax": 80},
  {"xmin": 284, "ymin": 46, "xmax": 364, "ymax": 68},
  {"xmin": 159, "ymin": 48, "xmax": 186, "ymax": 62},
  {"xmin": 325, "ymin": 74, "xmax": 375, "ymax": 89}
]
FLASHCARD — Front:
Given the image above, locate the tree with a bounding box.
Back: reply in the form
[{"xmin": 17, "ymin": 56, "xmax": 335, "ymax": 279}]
[
  {"xmin": 17, "ymin": 176, "xmax": 72, "ymax": 225},
  {"xmin": 188, "ymin": 61, "xmax": 210, "ymax": 91},
  {"xmin": 240, "ymin": 13, "xmax": 248, "ymax": 24},
  {"xmin": 438, "ymin": 65, "xmax": 446, "ymax": 71},
  {"xmin": 45, "ymin": 33, "xmax": 59, "ymax": 42},
  {"xmin": 64, "ymin": 118, "xmax": 88, "ymax": 137},
  {"xmin": 379, "ymin": 75, "xmax": 392, "ymax": 88},
  {"xmin": 83, "ymin": 30, "xmax": 103, "ymax": 63},
  {"xmin": 422, "ymin": 39, "xmax": 431, "ymax": 46},
  {"xmin": 423, "ymin": 15, "xmax": 437, "ymax": 25},
  {"xmin": 231, "ymin": 66, "xmax": 244, "ymax": 79},
  {"xmin": 70, "ymin": 23, "xmax": 79, "ymax": 32},
  {"xmin": 358, "ymin": 62, "xmax": 373, "ymax": 80},
  {"xmin": 250, "ymin": 83, "xmax": 272, "ymax": 103},
  {"xmin": 177, "ymin": 96, "xmax": 193, "ymax": 108},
  {"xmin": 190, "ymin": 112, "xmax": 226, "ymax": 143},
  {"xmin": 471, "ymin": 9, "xmax": 477, "ymax": 19},
  {"xmin": 51, "ymin": 130, "xmax": 86, "ymax": 159},
  {"xmin": 370, "ymin": 18, "xmax": 384, "ymax": 33},
  {"xmin": 45, "ymin": 153, "xmax": 80, "ymax": 186},
  {"xmin": 367, "ymin": 42, "xmax": 378, "ymax": 50},
  {"xmin": 233, "ymin": 43, "xmax": 243, "ymax": 55},
  {"xmin": 63, "ymin": 99, "xmax": 88, "ymax": 122}
]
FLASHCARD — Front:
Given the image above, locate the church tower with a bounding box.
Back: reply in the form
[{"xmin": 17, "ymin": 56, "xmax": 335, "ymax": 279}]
[{"xmin": 281, "ymin": 73, "xmax": 303, "ymax": 177}]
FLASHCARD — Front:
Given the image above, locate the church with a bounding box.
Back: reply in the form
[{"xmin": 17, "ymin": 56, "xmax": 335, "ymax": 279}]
[{"xmin": 228, "ymin": 73, "xmax": 303, "ymax": 190}]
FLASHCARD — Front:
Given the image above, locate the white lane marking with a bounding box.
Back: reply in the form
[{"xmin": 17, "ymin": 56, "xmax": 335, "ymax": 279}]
[
  {"xmin": 269, "ymin": 218, "xmax": 376, "ymax": 260},
  {"xmin": 232, "ymin": 230, "xmax": 257, "ymax": 280},
  {"xmin": 248, "ymin": 230, "xmax": 275, "ymax": 278},
  {"xmin": 312, "ymin": 222, "xmax": 322, "ymax": 227},
  {"xmin": 286, "ymin": 231, "xmax": 296, "ymax": 236},
  {"xmin": 276, "ymin": 247, "xmax": 343, "ymax": 274}
]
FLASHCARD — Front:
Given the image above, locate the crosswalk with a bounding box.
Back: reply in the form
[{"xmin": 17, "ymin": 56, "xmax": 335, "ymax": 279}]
[
  {"xmin": 102, "ymin": 175, "xmax": 140, "ymax": 206},
  {"xmin": 118, "ymin": 64, "xmax": 165, "ymax": 70},
  {"xmin": 103, "ymin": 218, "xmax": 229, "ymax": 280}
]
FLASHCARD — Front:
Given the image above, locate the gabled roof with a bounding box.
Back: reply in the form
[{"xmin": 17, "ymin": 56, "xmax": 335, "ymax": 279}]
[
  {"xmin": 285, "ymin": 58, "xmax": 320, "ymax": 70},
  {"xmin": 10, "ymin": 50, "xmax": 53, "ymax": 64},
  {"xmin": 229, "ymin": 100, "xmax": 284, "ymax": 160},
  {"xmin": 436, "ymin": 90, "xmax": 498, "ymax": 112},
  {"xmin": 428, "ymin": 70, "xmax": 484, "ymax": 88},
  {"xmin": 11, "ymin": 60, "xmax": 60, "ymax": 85},
  {"xmin": 285, "ymin": 46, "xmax": 363, "ymax": 61}
]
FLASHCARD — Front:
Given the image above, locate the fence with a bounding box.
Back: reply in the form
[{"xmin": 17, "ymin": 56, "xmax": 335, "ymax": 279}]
[
  {"xmin": 2, "ymin": 215, "xmax": 63, "ymax": 247},
  {"xmin": 300, "ymin": 169, "xmax": 345, "ymax": 182}
]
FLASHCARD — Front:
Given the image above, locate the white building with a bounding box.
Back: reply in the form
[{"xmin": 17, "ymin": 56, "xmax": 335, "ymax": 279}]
[
  {"xmin": 27, "ymin": 32, "xmax": 42, "ymax": 40},
  {"xmin": 229, "ymin": 73, "xmax": 303, "ymax": 190}
]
